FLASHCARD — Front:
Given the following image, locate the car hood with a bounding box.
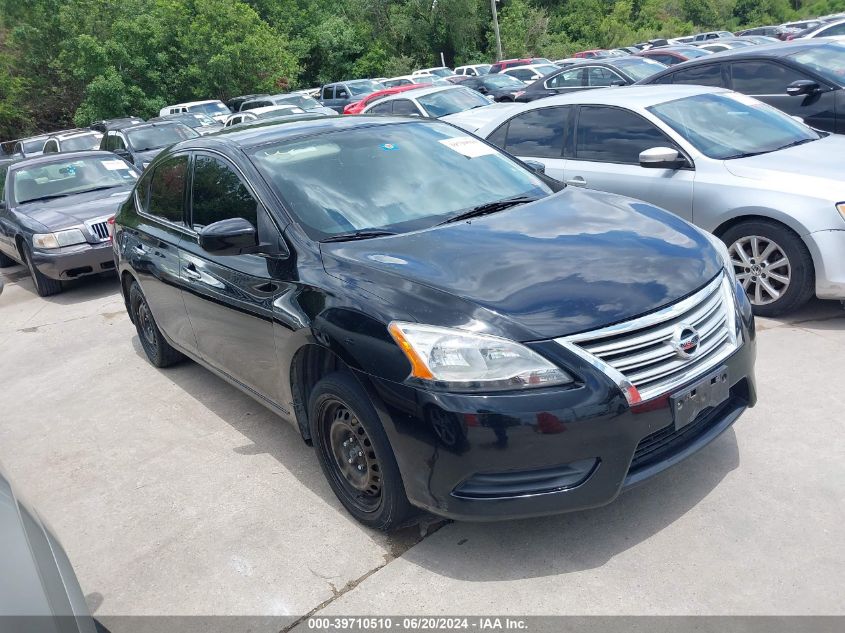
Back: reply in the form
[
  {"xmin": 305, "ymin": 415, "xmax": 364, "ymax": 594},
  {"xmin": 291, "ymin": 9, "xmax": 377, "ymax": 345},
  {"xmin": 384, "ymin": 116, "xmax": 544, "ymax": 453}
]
[
  {"xmin": 307, "ymin": 105, "xmax": 339, "ymax": 116},
  {"xmin": 321, "ymin": 188, "xmax": 722, "ymax": 339},
  {"xmin": 441, "ymin": 103, "xmax": 521, "ymax": 132},
  {"xmin": 722, "ymin": 136, "xmax": 845, "ymax": 199},
  {"xmin": 17, "ymin": 186, "xmax": 133, "ymax": 231}
]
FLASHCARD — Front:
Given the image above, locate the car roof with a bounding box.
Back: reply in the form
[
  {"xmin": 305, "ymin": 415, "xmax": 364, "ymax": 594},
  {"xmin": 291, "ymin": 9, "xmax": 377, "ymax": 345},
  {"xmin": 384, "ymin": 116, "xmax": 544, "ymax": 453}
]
[
  {"xmin": 179, "ymin": 115, "xmax": 422, "ymax": 150},
  {"xmin": 656, "ymin": 37, "xmax": 842, "ymax": 66},
  {"xmin": 166, "ymin": 99, "xmax": 223, "ymax": 107},
  {"xmin": 8, "ymin": 149, "xmax": 120, "ymax": 170},
  {"xmin": 48, "ymin": 129, "xmax": 101, "ymax": 140},
  {"xmin": 373, "ymin": 85, "xmax": 459, "ymax": 100},
  {"xmin": 520, "ymin": 84, "xmax": 729, "ymax": 108}
]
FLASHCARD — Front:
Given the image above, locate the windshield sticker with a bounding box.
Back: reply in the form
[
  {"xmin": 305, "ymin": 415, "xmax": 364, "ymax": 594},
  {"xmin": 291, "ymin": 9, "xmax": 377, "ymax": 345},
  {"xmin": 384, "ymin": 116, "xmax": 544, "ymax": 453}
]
[
  {"xmin": 380, "ymin": 143, "xmax": 398, "ymax": 151},
  {"xmin": 103, "ymin": 160, "xmax": 128, "ymax": 170},
  {"xmin": 439, "ymin": 136, "xmax": 497, "ymax": 158}
]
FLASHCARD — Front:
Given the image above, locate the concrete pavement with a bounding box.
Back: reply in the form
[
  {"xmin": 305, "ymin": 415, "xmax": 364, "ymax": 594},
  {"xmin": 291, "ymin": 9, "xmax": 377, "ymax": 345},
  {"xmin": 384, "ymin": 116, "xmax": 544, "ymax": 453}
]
[{"xmin": 0, "ymin": 264, "xmax": 843, "ymax": 619}]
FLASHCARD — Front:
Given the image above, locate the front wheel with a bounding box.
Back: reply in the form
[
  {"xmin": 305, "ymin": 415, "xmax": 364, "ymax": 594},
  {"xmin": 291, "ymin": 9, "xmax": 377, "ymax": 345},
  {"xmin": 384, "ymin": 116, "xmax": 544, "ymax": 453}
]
[
  {"xmin": 309, "ymin": 372, "xmax": 416, "ymax": 531},
  {"xmin": 722, "ymin": 220, "xmax": 814, "ymax": 317},
  {"xmin": 21, "ymin": 243, "xmax": 62, "ymax": 297}
]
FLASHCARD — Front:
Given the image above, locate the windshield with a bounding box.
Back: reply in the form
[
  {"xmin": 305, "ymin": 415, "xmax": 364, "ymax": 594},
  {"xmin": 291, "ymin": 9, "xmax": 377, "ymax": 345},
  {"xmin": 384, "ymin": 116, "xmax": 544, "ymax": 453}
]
[
  {"xmin": 649, "ymin": 92, "xmax": 820, "ymax": 159},
  {"xmin": 788, "ymin": 42, "xmax": 845, "ymax": 85},
  {"xmin": 428, "ymin": 68, "xmax": 455, "ymax": 77},
  {"xmin": 257, "ymin": 106, "xmax": 306, "ymax": 118},
  {"xmin": 276, "ymin": 95, "xmax": 321, "ymax": 109},
  {"xmin": 127, "ymin": 124, "xmax": 198, "ymax": 151},
  {"xmin": 417, "ymin": 88, "xmax": 490, "ymax": 117},
  {"xmin": 482, "ymin": 74, "xmax": 524, "ymax": 88},
  {"xmin": 182, "ymin": 114, "xmax": 218, "ymax": 127},
  {"xmin": 608, "ymin": 56, "xmax": 667, "ymax": 81},
  {"xmin": 475, "ymin": 64, "xmax": 492, "ymax": 75},
  {"xmin": 187, "ymin": 101, "xmax": 230, "ymax": 115},
  {"xmin": 13, "ymin": 156, "xmax": 137, "ymax": 204},
  {"xmin": 534, "ymin": 65, "xmax": 559, "ymax": 76},
  {"xmin": 249, "ymin": 121, "xmax": 550, "ymax": 239},
  {"xmin": 347, "ymin": 80, "xmax": 385, "ymax": 96},
  {"xmin": 62, "ymin": 133, "xmax": 102, "ymax": 152}
]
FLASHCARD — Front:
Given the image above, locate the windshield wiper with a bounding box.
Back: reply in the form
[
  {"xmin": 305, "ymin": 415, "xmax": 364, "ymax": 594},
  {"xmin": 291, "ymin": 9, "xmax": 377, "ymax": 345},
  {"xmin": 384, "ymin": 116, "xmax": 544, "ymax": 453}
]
[
  {"xmin": 20, "ymin": 193, "xmax": 71, "ymax": 203},
  {"xmin": 320, "ymin": 229, "xmax": 398, "ymax": 242},
  {"xmin": 438, "ymin": 195, "xmax": 539, "ymax": 225}
]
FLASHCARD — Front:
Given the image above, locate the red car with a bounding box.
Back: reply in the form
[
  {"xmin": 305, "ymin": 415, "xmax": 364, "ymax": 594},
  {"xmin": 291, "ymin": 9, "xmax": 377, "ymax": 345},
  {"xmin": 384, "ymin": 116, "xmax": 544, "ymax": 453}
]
[
  {"xmin": 573, "ymin": 49, "xmax": 608, "ymax": 59},
  {"xmin": 489, "ymin": 58, "xmax": 532, "ymax": 73},
  {"xmin": 343, "ymin": 85, "xmax": 424, "ymax": 115}
]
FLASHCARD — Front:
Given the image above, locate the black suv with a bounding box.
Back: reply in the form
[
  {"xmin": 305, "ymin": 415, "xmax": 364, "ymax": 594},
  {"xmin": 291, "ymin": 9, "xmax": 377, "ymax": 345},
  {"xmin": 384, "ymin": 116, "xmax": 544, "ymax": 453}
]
[
  {"xmin": 639, "ymin": 39, "xmax": 845, "ymax": 133},
  {"xmin": 99, "ymin": 121, "xmax": 198, "ymax": 170},
  {"xmin": 113, "ymin": 116, "xmax": 756, "ymax": 530}
]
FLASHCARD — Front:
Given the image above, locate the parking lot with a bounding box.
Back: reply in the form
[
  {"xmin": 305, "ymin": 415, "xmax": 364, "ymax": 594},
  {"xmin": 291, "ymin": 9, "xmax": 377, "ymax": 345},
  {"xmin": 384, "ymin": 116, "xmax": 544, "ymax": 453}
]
[{"xmin": 1, "ymin": 264, "xmax": 843, "ymax": 620}]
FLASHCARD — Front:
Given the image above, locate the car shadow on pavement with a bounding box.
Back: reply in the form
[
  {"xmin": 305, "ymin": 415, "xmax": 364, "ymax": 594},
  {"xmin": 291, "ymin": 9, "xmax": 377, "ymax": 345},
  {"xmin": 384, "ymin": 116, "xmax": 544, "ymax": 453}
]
[
  {"xmin": 401, "ymin": 429, "xmax": 741, "ymax": 580},
  {"xmin": 1, "ymin": 266, "xmax": 121, "ymax": 305},
  {"xmin": 128, "ymin": 335, "xmax": 424, "ymax": 552}
]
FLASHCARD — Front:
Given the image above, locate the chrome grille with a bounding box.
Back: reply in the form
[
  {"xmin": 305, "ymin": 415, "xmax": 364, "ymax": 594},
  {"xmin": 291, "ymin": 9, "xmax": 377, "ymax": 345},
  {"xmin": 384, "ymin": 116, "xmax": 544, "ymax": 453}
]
[
  {"xmin": 556, "ymin": 273, "xmax": 741, "ymax": 403},
  {"xmin": 86, "ymin": 217, "xmax": 111, "ymax": 242}
]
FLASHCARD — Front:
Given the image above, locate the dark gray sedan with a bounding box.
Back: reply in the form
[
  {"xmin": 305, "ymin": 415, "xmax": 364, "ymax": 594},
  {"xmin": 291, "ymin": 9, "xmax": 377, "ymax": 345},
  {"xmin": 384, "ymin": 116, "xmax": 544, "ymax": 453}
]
[{"xmin": 0, "ymin": 151, "xmax": 138, "ymax": 296}]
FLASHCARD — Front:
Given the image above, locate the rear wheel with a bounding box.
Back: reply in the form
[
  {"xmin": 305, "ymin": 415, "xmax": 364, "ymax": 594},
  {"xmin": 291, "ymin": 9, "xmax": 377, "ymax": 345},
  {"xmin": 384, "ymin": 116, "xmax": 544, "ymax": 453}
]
[
  {"xmin": 21, "ymin": 243, "xmax": 62, "ymax": 297},
  {"xmin": 129, "ymin": 281, "xmax": 184, "ymax": 367},
  {"xmin": 721, "ymin": 220, "xmax": 814, "ymax": 317},
  {"xmin": 309, "ymin": 372, "xmax": 415, "ymax": 531}
]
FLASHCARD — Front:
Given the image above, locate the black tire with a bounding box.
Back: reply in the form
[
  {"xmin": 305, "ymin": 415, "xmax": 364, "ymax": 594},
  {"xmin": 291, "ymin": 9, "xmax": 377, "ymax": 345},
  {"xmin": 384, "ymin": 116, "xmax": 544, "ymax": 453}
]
[
  {"xmin": 128, "ymin": 281, "xmax": 184, "ymax": 367},
  {"xmin": 0, "ymin": 249, "xmax": 16, "ymax": 267},
  {"xmin": 721, "ymin": 219, "xmax": 814, "ymax": 317},
  {"xmin": 309, "ymin": 372, "xmax": 416, "ymax": 531},
  {"xmin": 21, "ymin": 242, "xmax": 62, "ymax": 297}
]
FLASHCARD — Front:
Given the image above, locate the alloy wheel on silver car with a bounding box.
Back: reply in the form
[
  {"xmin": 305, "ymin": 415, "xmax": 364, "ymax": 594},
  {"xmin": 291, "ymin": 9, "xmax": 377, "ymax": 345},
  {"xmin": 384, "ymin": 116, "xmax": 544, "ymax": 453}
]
[{"xmin": 729, "ymin": 235, "xmax": 791, "ymax": 306}]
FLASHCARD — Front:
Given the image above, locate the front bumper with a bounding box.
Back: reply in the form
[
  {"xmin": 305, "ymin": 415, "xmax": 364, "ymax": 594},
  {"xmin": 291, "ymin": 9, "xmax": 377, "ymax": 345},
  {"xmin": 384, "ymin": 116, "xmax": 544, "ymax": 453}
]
[
  {"xmin": 30, "ymin": 241, "xmax": 116, "ymax": 280},
  {"xmin": 362, "ymin": 308, "xmax": 756, "ymax": 522},
  {"xmin": 805, "ymin": 229, "xmax": 845, "ymax": 300}
]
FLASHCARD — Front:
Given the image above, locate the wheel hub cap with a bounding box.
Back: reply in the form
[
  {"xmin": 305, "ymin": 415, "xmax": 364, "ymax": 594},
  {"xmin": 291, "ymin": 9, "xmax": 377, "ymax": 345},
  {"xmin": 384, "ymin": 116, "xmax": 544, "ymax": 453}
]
[
  {"xmin": 328, "ymin": 406, "xmax": 381, "ymax": 498},
  {"xmin": 729, "ymin": 235, "xmax": 791, "ymax": 306}
]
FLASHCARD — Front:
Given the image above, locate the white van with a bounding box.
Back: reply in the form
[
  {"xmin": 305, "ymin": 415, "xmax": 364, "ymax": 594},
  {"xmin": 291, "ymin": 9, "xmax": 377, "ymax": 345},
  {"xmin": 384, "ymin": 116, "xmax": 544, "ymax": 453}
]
[{"xmin": 158, "ymin": 99, "xmax": 231, "ymax": 123}]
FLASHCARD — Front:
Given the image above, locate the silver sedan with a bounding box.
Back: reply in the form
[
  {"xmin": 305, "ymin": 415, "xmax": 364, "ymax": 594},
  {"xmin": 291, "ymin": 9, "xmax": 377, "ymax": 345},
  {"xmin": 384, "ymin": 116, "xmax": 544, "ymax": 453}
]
[{"xmin": 464, "ymin": 85, "xmax": 845, "ymax": 315}]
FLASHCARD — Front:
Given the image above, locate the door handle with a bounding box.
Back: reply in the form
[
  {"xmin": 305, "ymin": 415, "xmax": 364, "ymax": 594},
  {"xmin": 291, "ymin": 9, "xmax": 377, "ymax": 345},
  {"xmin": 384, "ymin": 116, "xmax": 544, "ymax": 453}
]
[
  {"xmin": 565, "ymin": 176, "xmax": 587, "ymax": 187},
  {"xmin": 182, "ymin": 263, "xmax": 201, "ymax": 280}
]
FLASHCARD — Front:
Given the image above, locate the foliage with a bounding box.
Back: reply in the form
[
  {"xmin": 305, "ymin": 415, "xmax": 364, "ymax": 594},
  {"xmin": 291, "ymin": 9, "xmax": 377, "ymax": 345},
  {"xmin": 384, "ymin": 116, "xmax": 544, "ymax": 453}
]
[{"xmin": 2, "ymin": 0, "xmax": 845, "ymax": 137}]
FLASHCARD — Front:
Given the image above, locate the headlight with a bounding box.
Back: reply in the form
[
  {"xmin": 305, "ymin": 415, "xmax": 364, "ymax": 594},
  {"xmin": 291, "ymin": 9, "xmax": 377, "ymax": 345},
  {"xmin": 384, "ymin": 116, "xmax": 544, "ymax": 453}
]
[
  {"xmin": 836, "ymin": 202, "xmax": 845, "ymax": 223},
  {"xmin": 388, "ymin": 321, "xmax": 573, "ymax": 392},
  {"xmin": 32, "ymin": 229, "xmax": 87, "ymax": 249},
  {"xmin": 702, "ymin": 230, "xmax": 737, "ymax": 286}
]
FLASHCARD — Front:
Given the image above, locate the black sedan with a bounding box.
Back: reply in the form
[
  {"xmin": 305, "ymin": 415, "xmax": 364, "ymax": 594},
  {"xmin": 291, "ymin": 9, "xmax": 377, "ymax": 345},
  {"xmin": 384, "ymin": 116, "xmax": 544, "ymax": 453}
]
[
  {"xmin": 513, "ymin": 56, "xmax": 667, "ymax": 102},
  {"xmin": 0, "ymin": 151, "xmax": 138, "ymax": 296},
  {"xmin": 458, "ymin": 73, "xmax": 530, "ymax": 101},
  {"xmin": 638, "ymin": 38, "xmax": 845, "ymax": 133},
  {"xmin": 113, "ymin": 116, "xmax": 755, "ymax": 530},
  {"xmin": 99, "ymin": 120, "xmax": 199, "ymax": 170}
]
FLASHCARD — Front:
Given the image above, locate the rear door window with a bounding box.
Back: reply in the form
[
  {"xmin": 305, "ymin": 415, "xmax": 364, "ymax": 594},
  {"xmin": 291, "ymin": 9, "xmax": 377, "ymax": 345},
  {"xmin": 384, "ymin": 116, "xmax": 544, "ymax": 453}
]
[
  {"xmin": 502, "ymin": 106, "xmax": 570, "ymax": 158},
  {"xmin": 146, "ymin": 155, "xmax": 188, "ymax": 225},
  {"xmin": 547, "ymin": 68, "xmax": 586, "ymax": 88},
  {"xmin": 668, "ymin": 64, "xmax": 725, "ymax": 87}
]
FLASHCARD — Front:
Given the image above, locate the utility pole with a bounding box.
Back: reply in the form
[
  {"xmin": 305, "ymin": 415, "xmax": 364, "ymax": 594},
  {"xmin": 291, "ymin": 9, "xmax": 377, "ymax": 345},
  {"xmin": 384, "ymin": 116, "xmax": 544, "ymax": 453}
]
[{"xmin": 490, "ymin": 0, "xmax": 503, "ymax": 61}]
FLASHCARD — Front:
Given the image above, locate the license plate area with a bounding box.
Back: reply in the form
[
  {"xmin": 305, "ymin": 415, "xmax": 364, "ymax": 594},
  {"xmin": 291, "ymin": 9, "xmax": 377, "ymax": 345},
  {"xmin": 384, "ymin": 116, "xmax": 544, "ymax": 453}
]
[{"xmin": 670, "ymin": 366, "xmax": 729, "ymax": 431}]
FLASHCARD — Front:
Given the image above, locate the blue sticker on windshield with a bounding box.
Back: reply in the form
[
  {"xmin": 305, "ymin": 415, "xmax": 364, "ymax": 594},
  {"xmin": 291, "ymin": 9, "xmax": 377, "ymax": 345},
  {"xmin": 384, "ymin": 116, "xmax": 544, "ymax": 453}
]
[{"xmin": 380, "ymin": 143, "xmax": 398, "ymax": 151}]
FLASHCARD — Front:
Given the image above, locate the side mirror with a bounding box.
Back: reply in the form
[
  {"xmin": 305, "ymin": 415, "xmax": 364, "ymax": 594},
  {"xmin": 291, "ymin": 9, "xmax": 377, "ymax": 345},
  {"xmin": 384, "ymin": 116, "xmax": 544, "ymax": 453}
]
[
  {"xmin": 337, "ymin": 91, "xmax": 348, "ymax": 99},
  {"xmin": 198, "ymin": 218, "xmax": 258, "ymax": 255},
  {"xmin": 113, "ymin": 148, "xmax": 131, "ymax": 159},
  {"xmin": 610, "ymin": 79, "xmax": 627, "ymax": 86},
  {"xmin": 639, "ymin": 147, "xmax": 685, "ymax": 169},
  {"xmin": 786, "ymin": 80, "xmax": 820, "ymax": 97},
  {"xmin": 523, "ymin": 159, "xmax": 546, "ymax": 175},
  {"xmin": 791, "ymin": 115, "xmax": 806, "ymax": 124}
]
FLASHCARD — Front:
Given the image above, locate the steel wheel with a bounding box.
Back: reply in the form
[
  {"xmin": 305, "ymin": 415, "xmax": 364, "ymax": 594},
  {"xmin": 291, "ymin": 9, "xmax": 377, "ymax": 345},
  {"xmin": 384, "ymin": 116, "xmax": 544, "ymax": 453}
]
[
  {"xmin": 136, "ymin": 300, "xmax": 158, "ymax": 347},
  {"xmin": 729, "ymin": 235, "xmax": 791, "ymax": 306},
  {"xmin": 322, "ymin": 400, "xmax": 382, "ymax": 512}
]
